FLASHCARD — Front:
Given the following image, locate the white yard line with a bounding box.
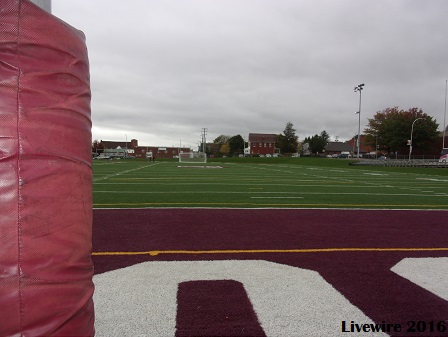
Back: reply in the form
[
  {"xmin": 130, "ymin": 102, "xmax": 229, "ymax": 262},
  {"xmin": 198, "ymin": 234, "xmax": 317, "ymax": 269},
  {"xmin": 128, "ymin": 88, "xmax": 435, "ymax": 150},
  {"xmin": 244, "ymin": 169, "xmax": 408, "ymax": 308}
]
[
  {"xmin": 93, "ymin": 190, "xmax": 447, "ymax": 197},
  {"xmin": 93, "ymin": 162, "xmax": 161, "ymax": 182}
]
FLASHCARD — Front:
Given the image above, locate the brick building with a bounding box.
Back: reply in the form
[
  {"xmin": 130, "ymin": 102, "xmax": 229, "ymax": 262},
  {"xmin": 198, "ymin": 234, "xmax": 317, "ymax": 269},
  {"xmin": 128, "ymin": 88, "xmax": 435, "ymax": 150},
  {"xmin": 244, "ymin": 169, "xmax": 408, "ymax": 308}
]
[
  {"xmin": 248, "ymin": 133, "xmax": 277, "ymax": 156},
  {"xmin": 134, "ymin": 146, "xmax": 191, "ymax": 159},
  {"xmin": 345, "ymin": 135, "xmax": 374, "ymax": 156},
  {"xmin": 95, "ymin": 139, "xmax": 190, "ymax": 159},
  {"xmin": 94, "ymin": 139, "xmax": 138, "ymax": 156}
]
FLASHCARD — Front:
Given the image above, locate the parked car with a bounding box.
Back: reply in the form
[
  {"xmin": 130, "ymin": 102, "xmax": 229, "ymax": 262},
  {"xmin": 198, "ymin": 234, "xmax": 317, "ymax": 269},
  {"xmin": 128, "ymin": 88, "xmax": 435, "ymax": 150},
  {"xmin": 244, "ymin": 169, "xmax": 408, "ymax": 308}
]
[
  {"xmin": 94, "ymin": 155, "xmax": 111, "ymax": 160},
  {"xmin": 439, "ymin": 149, "xmax": 448, "ymax": 163}
]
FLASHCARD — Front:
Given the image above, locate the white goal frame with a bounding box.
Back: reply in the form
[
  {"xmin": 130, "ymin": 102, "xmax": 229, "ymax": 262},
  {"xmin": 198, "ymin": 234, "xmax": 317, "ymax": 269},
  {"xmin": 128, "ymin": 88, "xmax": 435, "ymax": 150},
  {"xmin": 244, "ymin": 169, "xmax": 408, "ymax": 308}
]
[{"xmin": 178, "ymin": 152, "xmax": 207, "ymax": 164}]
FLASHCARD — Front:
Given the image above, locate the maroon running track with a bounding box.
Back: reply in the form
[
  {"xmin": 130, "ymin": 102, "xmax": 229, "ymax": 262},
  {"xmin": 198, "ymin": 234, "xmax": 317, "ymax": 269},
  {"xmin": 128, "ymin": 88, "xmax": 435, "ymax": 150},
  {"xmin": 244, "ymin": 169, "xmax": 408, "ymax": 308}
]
[{"xmin": 93, "ymin": 208, "xmax": 448, "ymax": 337}]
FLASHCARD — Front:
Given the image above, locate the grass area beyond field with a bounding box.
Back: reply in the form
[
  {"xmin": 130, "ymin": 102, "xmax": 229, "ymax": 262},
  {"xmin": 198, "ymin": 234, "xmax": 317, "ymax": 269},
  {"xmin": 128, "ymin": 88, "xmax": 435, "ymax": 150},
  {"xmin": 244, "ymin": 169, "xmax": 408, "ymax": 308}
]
[{"xmin": 92, "ymin": 157, "xmax": 448, "ymax": 209}]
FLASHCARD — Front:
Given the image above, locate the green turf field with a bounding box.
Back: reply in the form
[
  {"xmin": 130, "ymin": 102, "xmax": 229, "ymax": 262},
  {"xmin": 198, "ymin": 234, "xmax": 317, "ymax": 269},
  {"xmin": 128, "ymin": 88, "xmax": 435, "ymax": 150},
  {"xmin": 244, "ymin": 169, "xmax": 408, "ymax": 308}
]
[{"xmin": 93, "ymin": 158, "xmax": 448, "ymax": 209}]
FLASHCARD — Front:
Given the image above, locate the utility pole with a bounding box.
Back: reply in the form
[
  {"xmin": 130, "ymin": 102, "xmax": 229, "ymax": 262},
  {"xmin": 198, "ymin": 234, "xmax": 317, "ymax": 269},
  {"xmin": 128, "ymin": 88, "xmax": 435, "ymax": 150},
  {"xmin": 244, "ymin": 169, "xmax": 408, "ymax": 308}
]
[
  {"xmin": 201, "ymin": 128, "xmax": 207, "ymax": 154},
  {"xmin": 125, "ymin": 134, "xmax": 128, "ymax": 158}
]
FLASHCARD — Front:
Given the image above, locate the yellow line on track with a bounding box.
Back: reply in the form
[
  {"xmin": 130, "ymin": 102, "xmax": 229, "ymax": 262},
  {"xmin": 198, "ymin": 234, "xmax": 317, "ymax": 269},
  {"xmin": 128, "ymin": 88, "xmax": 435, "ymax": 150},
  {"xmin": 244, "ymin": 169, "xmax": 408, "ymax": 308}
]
[{"xmin": 92, "ymin": 247, "xmax": 448, "ymax": 256}]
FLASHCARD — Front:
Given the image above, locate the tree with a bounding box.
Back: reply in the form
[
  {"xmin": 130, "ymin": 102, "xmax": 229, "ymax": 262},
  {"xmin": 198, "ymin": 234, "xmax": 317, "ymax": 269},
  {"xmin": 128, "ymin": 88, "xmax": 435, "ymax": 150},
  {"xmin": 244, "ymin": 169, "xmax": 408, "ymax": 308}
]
[
  {"xmin": 320, "ymin": 130, "xmax": 330, "ymax": 144},
  {"xmin": 92, "ymin": 139, "xmax": 103, "ymax": 154},
  {"xmin": 278, "ymin": 122, "xmax": 299, "ymax": 154},
  {"xmin": 207, "ymin": 135, "xmax": 230, "ymax": 157},
  {"xmin": 275, "ymin": 134, "xmax": 287, "ymax": 154},
  {"xmin": 303, "ymin": 130, "xmax": 330, "ymax": 155},
  {"xmin": 213, "ymin": 135, "xmax": 230, "ymax": 145},
  {"xmin": 220, "ymin": 143, "xmax": 230, "ymax": 156},
  {"xmin": 364, "ymin": 107, "xmax": 439, "ymax": 155},
  {"xmin": 228, "ymin": 134, "xmax": 245, "ymax": 156}
]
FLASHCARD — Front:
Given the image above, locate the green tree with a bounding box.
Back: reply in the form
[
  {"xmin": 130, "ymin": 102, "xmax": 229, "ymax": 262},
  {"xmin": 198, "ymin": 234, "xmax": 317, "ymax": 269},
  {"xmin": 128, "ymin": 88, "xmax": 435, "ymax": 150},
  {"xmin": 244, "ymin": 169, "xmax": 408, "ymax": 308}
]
[
  {"xmin": 228, "ymin": 134, "xmax": 245, "ymax": 156},
  {"xmin": 278, "ymin": 122, "xmax": 299, "ymax": 154},
  {"xmin": 308, "ymin": 135, "xmax": 322, "ymax": 155},
  {"xmin": 364, "ymin": 107, "xmax": 439, "ymax": 154},
  {"xmin": 304, "ymin": 130, "xmax": 330, "ymax": 155},
  {"xmin": 320, "ymin": 130, "xmax": 330, "ymax": 144},
  {"xmin": 275, "ymin": 134, "xmax": 287, "ymax": 153},
  {"xmin": 213, "ymin": 135, "xmax": 230, "ymax": 145}
]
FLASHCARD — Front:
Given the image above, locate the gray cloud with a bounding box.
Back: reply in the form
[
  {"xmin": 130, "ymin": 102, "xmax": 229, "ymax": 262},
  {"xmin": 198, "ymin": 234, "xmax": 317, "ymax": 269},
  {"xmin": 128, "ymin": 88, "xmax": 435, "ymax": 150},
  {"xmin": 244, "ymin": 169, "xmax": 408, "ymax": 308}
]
[{"xmin": 53, "ymin": 0, "xmax": 448, "ymax": 148}]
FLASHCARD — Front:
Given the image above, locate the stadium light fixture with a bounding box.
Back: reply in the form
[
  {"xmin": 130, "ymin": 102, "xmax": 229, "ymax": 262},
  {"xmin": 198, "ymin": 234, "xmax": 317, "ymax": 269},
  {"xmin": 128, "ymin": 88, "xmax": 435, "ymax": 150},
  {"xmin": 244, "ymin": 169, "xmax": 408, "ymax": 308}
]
[
  {"xmin": 408, "ymin": 118, "xmax": 424, "ymax": 160},
  {"xmin": 354, "ymin": 83, "xmax": 364, "ymax": 159}
]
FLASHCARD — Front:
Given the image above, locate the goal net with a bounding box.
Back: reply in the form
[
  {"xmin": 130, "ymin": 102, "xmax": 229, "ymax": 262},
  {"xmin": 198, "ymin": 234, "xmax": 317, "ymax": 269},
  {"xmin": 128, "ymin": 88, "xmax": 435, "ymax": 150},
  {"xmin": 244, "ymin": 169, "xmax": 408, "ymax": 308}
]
[{"xmin": 179, "ymin": 152, "xmax": 207, "ymax": 164}]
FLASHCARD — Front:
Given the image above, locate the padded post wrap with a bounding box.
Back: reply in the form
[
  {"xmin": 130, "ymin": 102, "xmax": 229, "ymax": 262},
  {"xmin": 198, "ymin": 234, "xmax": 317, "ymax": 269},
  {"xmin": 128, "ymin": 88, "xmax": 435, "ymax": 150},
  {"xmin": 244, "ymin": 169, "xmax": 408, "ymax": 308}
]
[{"xmin": 0, "ymin": 0, "xmax": 95, "ymax": 335}]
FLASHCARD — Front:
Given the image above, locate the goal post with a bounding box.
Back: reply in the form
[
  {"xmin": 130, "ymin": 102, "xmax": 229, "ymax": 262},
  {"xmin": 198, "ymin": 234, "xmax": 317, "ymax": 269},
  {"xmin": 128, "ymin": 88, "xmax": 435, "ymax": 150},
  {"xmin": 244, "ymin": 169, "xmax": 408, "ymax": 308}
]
[
  {"xmin": 30, "ymin": 0, "xmax": 51, "ymax": 13},
  {"xmin": 179, "ymin": 152, "xmax": 207, "ymax": 164}
]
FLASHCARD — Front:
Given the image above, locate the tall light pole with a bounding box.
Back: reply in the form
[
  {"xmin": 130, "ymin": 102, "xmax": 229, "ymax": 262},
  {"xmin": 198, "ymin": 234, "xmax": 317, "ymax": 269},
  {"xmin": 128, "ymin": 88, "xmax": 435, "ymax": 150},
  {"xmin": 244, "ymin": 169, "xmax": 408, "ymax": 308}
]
[
  {"xmin": 408, "ymin": 118, "xmax": 423, "ymax": 160},
  {"xmin": 443, "ymin": 79, "xmax": 447, "ymax": 149},
  {"xmin": 354, "ymin": 83, "xmax": 365, "ymax": 159}
]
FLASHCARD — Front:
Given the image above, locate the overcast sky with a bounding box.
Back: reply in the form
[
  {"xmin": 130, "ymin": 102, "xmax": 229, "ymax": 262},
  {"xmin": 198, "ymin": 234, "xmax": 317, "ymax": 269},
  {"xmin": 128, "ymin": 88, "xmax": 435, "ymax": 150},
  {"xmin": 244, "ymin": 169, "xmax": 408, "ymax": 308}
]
[{"xmin": 52, "ymin": 0, "xmax": 448, "ymax": 149}]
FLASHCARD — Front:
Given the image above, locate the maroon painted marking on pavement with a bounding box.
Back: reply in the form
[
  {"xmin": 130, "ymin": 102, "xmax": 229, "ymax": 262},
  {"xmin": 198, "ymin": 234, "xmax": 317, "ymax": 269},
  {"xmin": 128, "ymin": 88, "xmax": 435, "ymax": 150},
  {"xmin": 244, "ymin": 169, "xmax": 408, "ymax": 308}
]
[
  {"xmin": 93, "ymin": 208, "xmax": 448, "ymax": 337},
  {"xmin": 175, "ymin": 280, "xmax": 266, "ymax": 337}
]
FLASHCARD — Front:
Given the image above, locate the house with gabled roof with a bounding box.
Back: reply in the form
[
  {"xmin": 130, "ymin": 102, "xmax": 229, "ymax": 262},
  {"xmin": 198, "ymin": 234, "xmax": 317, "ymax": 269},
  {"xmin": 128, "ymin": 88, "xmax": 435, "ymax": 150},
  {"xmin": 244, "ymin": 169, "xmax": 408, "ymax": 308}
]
[
  {"xmin": 248, "ymin": 133, "xmax": 277, "ymax": 156},
  {"xmin": 99, "ymin": 139, "xmax": 138, "ymax": 154},
  {"xmin": 324, "ymin": 142, "xmax": 353, "ymax": 156}
]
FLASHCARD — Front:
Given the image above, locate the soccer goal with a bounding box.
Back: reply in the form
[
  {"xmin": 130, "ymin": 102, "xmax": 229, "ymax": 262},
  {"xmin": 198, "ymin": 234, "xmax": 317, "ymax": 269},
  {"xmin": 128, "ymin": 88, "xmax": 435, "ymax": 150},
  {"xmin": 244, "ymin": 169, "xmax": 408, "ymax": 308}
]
[{"xmin": 178, "ymin": 152, "xmax": 207, "ymax": 164}]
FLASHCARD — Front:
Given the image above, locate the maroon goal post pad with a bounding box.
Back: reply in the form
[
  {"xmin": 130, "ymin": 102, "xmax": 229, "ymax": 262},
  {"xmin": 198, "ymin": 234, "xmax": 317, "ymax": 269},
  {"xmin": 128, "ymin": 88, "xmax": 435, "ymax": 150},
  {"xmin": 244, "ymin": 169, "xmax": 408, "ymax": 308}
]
[{"xmin": 0, "ymin": 0, "xmax": 94, "ymax": 335}]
